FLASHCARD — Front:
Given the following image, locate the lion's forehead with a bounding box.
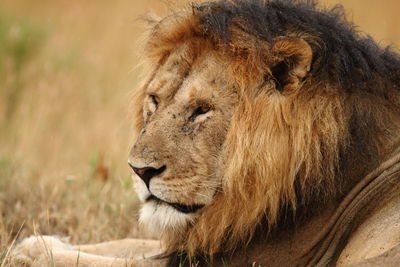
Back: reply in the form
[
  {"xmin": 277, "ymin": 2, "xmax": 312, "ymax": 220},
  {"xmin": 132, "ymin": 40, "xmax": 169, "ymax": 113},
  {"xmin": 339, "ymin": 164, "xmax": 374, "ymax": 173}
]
[{"xmin": 145, "ymin": 47, "xmax": 227, "ymax": 105}]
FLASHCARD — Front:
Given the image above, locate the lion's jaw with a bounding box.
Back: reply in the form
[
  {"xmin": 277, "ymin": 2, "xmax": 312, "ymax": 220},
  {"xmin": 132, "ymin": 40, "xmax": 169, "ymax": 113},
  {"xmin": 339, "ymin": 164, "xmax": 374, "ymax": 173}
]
[
  {"xmin": 129, "ymin": 49, "xmax": 237, "ymax": 233},
  {"xmin": 135, "ymin": 181, "xmax": 198, "ymax": 233}
]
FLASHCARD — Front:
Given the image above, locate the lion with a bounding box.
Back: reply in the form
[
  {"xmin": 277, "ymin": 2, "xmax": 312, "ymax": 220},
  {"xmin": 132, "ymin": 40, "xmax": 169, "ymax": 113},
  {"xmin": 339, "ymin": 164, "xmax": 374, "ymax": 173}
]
[{"xmin": 11, "ymin": 0, "xmax": 400, "ymax": 266}]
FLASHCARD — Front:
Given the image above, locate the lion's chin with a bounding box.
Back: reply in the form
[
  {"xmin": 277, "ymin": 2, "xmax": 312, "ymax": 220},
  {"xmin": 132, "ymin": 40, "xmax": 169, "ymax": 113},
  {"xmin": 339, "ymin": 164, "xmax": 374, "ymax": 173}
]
[{"xmin": 139, "ymin": 201, "xmax": 196, "ymax": 233}]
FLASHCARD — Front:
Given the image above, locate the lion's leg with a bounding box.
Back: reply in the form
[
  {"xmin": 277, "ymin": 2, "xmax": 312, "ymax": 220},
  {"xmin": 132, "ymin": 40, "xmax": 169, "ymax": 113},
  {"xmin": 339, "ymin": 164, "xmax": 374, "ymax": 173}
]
[
  {"xmin": 32, "ymin": 250, "xmax": 167, "ymax": 267},
  {"xmin": 33, "ymin": 250, "xmax": 137, "ymax": 267},
  {"xmin": 32, "ymin": 251, "xmax": 167, "ymax": 267},
  {"xmin": 73, "ymin": 238, "xmax": 162, "ymax": 258},
  {"xmin": 11, "ymin": 236, "xmax": 164, "ymax": 267}
]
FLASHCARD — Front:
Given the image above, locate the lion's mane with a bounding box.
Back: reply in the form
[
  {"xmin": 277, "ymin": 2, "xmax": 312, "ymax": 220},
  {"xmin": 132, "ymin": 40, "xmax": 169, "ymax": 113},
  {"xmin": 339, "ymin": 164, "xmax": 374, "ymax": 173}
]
[{"xmin": 133, "ymin": 0, "xmax": 400, "ymax": 260}]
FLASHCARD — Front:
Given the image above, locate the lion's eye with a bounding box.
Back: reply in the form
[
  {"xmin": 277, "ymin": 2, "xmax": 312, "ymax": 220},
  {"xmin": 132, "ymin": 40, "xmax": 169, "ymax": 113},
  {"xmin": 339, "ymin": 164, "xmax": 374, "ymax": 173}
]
[
  {"xmin": 150, "ymin": 95, "xmax": 159, "ymax": 107},
  {"xmin": 189, "ymin": 105, "xmax": 211, "ymax": 121},
  {"xmin": 145, "ymin": 95, "xmax": 159, "ymax": 117}
]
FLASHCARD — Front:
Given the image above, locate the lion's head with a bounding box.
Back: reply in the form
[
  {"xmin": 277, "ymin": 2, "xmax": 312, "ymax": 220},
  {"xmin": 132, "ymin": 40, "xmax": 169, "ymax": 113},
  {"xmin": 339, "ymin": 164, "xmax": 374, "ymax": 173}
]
[{"xmin": 129, "ymin": 0, "xmax": 400, "ymax": 260}]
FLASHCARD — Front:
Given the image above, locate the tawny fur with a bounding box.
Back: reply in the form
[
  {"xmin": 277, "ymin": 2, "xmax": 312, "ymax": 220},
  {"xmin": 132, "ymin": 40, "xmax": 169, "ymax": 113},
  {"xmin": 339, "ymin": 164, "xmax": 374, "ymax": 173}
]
[
  {"xmin": 135, "ymin": 6, "xmax": 349, "ymax": 257},
  {"xmin": 132, "ymin": 1, "xmax": 400, "ymax": 259}
]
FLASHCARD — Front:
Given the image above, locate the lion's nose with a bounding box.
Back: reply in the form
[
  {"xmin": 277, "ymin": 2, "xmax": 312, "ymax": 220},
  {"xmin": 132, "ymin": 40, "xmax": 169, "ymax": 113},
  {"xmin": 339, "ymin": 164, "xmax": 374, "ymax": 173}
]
[{"xmin": 128, "ymin": 163, "xmax": 166, "ymax": 188}]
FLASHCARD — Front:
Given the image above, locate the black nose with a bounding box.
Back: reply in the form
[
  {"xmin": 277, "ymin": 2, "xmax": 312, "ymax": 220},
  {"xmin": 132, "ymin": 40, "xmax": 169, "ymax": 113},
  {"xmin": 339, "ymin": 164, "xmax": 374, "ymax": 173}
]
[{"xmin": 129, "ymin": 163, "xmax": 166, "ymax": 188}]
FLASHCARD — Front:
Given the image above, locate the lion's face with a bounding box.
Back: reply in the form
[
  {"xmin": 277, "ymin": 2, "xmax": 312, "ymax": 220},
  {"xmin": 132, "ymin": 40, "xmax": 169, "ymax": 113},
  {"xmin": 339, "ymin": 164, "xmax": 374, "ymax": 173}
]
[{"xmin": 129, "ymin": 46, "xmax": 238, "ymax": 231}]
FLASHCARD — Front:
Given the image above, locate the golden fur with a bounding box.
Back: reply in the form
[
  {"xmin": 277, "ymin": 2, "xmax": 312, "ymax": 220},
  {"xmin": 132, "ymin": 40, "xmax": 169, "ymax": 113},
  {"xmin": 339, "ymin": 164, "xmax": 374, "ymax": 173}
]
[
  {"xmin": 132, "ymin": 7, "xmax": 350, "ymax": 257},
  {"xmin": 130, "ymin": 2, "xmax": 400, "ymax": 261}
]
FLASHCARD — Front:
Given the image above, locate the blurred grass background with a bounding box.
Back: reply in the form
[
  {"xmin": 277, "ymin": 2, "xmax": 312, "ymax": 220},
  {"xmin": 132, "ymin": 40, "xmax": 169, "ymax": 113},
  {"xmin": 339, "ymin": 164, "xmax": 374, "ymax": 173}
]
[{"xmin": 0, "ymin": 0, "xmax": 399, "ymax": 264}]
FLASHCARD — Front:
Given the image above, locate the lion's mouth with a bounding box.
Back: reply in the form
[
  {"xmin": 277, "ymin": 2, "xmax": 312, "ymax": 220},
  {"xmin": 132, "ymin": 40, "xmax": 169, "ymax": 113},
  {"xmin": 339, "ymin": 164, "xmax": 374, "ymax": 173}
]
[{"xmin": 146, "ymin": 195, "xmax": 204, "ymax": 214}]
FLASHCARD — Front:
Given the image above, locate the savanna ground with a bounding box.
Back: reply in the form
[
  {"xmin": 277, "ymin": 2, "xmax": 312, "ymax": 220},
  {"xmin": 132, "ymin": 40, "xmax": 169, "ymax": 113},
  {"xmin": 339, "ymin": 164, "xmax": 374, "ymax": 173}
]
[{"xmin": 0, "ymin": 0, "xmax": 399, "ymax": 265}]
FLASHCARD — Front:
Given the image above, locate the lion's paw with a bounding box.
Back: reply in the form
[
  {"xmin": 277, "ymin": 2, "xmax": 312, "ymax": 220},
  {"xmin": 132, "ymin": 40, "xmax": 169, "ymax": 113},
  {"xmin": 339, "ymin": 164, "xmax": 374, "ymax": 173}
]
[{"xmin": 10, "ymin": 235, "xmax": 72, "ymax": 266}]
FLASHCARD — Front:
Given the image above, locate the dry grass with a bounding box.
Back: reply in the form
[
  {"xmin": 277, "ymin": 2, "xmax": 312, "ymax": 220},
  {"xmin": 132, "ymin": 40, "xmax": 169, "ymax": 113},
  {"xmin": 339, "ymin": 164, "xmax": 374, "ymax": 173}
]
[{"xmin": 0, "ymin": 0, "xmax": 399, "ymax": 265}]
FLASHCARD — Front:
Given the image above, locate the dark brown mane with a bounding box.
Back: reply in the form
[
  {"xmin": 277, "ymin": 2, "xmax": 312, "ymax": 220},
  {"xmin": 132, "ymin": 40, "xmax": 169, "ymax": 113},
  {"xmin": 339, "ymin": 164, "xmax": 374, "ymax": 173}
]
[{"xmin": 192, "ymin": 0, "xmax": 400, "ymax": 95}]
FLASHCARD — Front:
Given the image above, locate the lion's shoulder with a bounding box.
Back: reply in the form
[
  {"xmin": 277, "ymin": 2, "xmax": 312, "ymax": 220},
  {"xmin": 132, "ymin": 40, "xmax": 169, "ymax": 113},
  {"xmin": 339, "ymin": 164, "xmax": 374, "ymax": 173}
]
[{"xmin": 338, "ymin": 192, "xmax": 400, "ymax": 266}]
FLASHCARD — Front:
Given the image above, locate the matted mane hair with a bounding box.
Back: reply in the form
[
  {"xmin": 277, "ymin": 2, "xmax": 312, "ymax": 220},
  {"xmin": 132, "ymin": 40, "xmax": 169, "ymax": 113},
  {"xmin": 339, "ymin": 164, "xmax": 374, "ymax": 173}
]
[{"xmin": 136, "ymin": 0, "xmax": 400, "ymax": 259}]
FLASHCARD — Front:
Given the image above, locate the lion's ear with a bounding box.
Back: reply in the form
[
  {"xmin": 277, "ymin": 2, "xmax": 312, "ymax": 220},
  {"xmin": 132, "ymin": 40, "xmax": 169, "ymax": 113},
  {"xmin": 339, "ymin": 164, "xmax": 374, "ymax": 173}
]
[{"xmin": 269, "ymin": 37, "xmax": 312, "ymax": 94}]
